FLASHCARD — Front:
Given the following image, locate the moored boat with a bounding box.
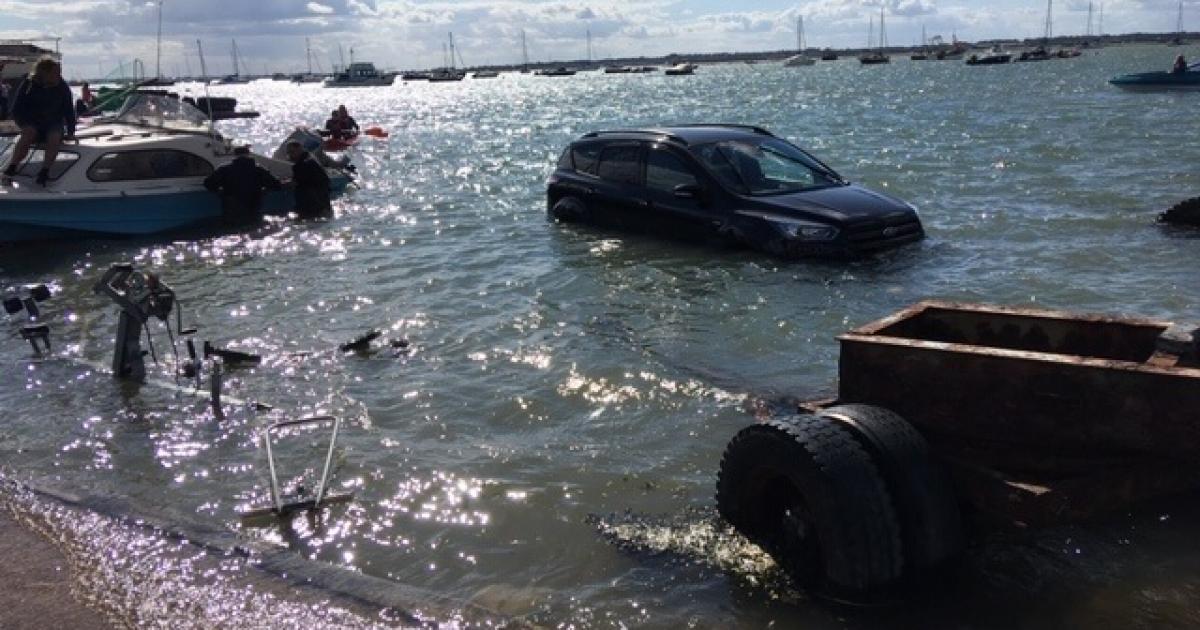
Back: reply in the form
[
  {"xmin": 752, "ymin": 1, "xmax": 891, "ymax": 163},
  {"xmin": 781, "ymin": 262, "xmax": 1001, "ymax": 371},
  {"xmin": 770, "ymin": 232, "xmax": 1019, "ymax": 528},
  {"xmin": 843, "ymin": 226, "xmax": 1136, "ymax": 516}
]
[
  {"xmin": 663, "ymin": 63, "xmax": 697, "ymax": 75},
  {"xmin": 0, "ymin": 96, "xmax": 353, "ymax": 242},
  {"xmin": 1109, "ymin": 68, "xmax": 1200, "ymax": 91},
  {"xmin": 325, "ymin": 62, "xmax": 396, "ymax": 87}
]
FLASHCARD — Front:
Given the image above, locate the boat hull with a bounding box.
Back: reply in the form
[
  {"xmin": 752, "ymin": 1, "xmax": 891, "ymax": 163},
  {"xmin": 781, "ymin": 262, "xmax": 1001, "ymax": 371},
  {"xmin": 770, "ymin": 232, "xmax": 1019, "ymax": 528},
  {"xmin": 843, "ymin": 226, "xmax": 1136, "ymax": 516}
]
[
  {"xmin": 0, "ymin": 178, "xmax": 352, "ymax": 242},
  {"xmin": 1109, "ymin": 71, "xmax": 1200, "ymax": 91}
]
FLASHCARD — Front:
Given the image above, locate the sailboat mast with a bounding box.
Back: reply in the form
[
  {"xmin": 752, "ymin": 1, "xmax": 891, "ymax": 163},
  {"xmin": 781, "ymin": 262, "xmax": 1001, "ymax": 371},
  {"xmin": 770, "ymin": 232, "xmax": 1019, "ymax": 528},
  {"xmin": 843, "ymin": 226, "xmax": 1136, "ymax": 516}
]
[
  {"xmin": 1099, "ymin": 2, "xmax": 1104, "ymax": 36},
  {"xmin": 586, "ymin": 29, "xmax": 592, "ymax": 62},
  {"xmin": 306, "ymin": 37, "xmax": 313, "ymax": 74},
  {"xmin": 1044, "ymin": 0, "xmax": 1054, "ymax": 41},
  {"xmin": 868, "ymin": 15, "xmax": 874, "ymax": 48},
  {"xmin": 1087, "ymin": 2, "xmax": 1094, "ymax": 36},
  {"xmin": 196, "ymin": 39, "xmax": 207, "ymax": 80},
  {"xmin": 521, "ymin": 29, "xmax": 529, "ymax": 70},
  {"xmin": 230, "ymin": 39, "xmax": 237, "ymax": 77},
  {"xmin": 1178, "ymin": 0, "xmax": 1185, "ymax": 35},
  {"xmin": 449, "ymin": 32, "xmax": 456, "ymax": 69},
  {"xmin": 879, "ymin": 6, "xmax": 887, "ymax": 50},
  {"xmin": 154, "ymin": 0, "xmax": 163, "ymax": 79}
]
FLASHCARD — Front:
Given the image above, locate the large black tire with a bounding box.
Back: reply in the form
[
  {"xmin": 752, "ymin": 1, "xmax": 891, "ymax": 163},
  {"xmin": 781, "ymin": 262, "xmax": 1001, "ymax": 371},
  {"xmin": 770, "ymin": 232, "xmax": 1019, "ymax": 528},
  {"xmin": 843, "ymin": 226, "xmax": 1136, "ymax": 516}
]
[
  {"xmin": 549, "ymin": 196, "xmax": 586, "ymax": 222},
  {"xmin": 818, "ymin": 405, "xmax": 965, "ymax": 575},
  {"xmin": 716, "ymin": 414, "xmax": 904, "ymax": 595},
  {"xmin": 1161, "ymin": 197, "xmax": 1200, "ymax": 226}
]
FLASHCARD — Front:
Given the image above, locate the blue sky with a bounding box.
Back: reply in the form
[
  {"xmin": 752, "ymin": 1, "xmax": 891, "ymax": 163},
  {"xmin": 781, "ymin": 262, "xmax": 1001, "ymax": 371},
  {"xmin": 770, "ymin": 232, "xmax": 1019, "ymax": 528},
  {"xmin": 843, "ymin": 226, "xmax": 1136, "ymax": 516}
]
[{"xmin": 0, "ymin": 0, "xmax": 1194, "ymax": 75}]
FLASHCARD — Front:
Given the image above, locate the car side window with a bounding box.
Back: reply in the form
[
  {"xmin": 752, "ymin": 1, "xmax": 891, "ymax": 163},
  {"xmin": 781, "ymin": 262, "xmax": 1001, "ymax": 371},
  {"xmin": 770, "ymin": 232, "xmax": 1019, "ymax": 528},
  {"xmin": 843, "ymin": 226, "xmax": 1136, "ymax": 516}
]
[
  {"xmin": 572, "ymin": 144, "xmax": 602, "ymax": 176},
  {"xmin": 596, "ymin": 145, "xmax": 641, "ymax": 185},
  {"xmin": 645, "ymin": 149, "xmax": 698, "ymax": 193}
]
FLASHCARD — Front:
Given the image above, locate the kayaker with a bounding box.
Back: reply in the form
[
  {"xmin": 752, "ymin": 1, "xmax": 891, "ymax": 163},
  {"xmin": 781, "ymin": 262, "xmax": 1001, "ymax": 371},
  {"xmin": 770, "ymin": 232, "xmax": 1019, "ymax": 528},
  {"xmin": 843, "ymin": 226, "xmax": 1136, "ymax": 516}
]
[
  {"xmin": 337, "ymin": 105, "xmax": 359, "ymax": 137},
  {"xmin": 2, "ymin": 58, "xmax": 76, "ymax": 187},
  {"xmin": 285, "ymin": 140, "xmax": 332, "ymax": 218},
  {"xmin": 1172, "ymin": 55, "xmax": 1187, "ymax": 74},
  {"xmin": 324, "ymin": 109, "xmax": 346, "ymax": 139},
  {"xmin": 202, "ymin": 146, "xmax": 283, "ymax": 226}
]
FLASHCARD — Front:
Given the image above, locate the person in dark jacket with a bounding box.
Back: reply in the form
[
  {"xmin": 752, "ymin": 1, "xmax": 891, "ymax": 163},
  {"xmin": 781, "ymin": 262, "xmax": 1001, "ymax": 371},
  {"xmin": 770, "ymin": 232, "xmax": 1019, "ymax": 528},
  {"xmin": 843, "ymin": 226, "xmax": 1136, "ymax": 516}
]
[
  {"xmin": 203, "ymin": 146, "xmax": 283, "ymax": 226},
  {"xmin": 285, "ymin": 140, "xmax": 332, "ymax": 218},
  {"xmin": 3, "ymin": 58, "xmax": 76, "ymax": 187},
  {"xmin": 337, "ymin": 105, "xmax": 359, "ymax": 136}
]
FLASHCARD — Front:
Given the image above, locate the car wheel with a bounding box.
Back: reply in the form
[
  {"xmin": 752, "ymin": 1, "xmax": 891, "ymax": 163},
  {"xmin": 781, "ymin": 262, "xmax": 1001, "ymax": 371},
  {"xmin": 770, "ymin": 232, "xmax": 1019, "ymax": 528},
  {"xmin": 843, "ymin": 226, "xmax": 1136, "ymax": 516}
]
[
  {"xmin": 550, "ymin": 196, "xmax": 586, "ymax": 222},
  {"xmin": 716, "ymin": 414, "xmax": 904, "ymax": 595},
  {"xmin": 818, "ymin": 404, "xmax": 964, "ymax": 574}
]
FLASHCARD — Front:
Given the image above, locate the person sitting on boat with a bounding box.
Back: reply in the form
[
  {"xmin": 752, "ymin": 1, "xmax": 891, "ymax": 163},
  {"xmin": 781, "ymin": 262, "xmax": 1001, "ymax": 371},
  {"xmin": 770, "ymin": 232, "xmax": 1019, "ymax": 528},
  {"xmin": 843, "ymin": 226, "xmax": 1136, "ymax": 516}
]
[
  {"xmin": 337, "ymin": 105, "xmax": 359, "ymax": 137},
  {"xmin": 285, "ymin": 140, "xmax": 332, "ymax": 218},
  {"xmin": 203, "ymin": 146, "xmax": 283, "ymax": 226},
  {"xmin": 1172, "ymin": 55, "xmax": 1188, "ymax": 74},
  {"xmin": 3, "ymin": 58, "xmax": 77, "ymax": 187},
  {"xmin": 324, "ymin": 109, "xmax": 347, "ymax": 139}
]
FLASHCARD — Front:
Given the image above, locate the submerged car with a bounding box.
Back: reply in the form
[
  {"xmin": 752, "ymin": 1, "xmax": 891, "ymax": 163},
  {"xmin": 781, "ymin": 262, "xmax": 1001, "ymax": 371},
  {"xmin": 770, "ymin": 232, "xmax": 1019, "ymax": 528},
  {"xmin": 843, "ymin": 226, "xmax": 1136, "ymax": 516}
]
[{"xmin": 546, "ymin": 125, "xmax": 923, "ymax": 258}]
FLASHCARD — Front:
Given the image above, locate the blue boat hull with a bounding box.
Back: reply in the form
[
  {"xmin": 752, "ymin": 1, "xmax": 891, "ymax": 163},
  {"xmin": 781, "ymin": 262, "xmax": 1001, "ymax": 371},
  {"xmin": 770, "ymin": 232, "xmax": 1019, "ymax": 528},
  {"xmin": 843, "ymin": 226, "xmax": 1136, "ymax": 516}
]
[
  {"xmin": 1109, "ymin": 71, "xmax": 1200, "ymax": 91},
  {"xmin": 0, "ymin": 178, "xmax": 351, "ymax": 242}
]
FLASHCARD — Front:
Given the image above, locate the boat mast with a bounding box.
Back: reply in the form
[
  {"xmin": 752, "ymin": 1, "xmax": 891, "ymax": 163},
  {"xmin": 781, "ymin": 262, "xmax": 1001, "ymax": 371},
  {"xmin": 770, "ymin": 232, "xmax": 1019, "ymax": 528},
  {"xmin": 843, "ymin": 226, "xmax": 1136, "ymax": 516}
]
[
  {"xmin": 154, "ymin": 0, "xmax": 164, "ymax": 79},
  {"xmin": 879, "ymin": 6, "xmax": 887, "ymax": 50},
  {"xmin": 338, "ymin": 44, "xmax": 345, "ymax": 72},
  {"xmin": 521, "ymin": 29, "xmax": 529, "ymax": 70},
  {"xmin": 1044, "ymin": 0, "xmax": 1054, "ymax": 42},
  {"xmin": 587, "ymin": 28, "xmax": 592, "ymax": 62},
  {"xmin": 449, "ymin": 32, "xmax": 456, "ymax": 70},
  {"xmin": 798, "ymin": 16, "xmax": 806, "ymax": 52},
  {"xmin": 868, "ymin": 15, "xmax": 874, "ymax": 49},
  {"xmin": 1178, "ymin": 0, "xmax": 1185, "ymax": 35},
  {"xmin": 196, "ymin": 40, "xmax": 207, "ymax": 80},
  {"xmin": 306, "ymin": 37, "xmax": 313, "ymax": 75},
  {"xmin": 1098, "ymin": 2, "xmax": 1104, "ymax": 36},
  {"xmin": 1086, "ymin": 2, "xmax": 1094, "ymax": 37}
]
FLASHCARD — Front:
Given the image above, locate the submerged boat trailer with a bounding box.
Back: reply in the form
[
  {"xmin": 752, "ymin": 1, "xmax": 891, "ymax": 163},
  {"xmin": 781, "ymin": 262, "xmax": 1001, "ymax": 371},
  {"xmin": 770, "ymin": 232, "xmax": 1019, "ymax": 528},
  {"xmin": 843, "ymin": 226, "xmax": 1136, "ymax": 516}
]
[
  {"xmin": 717, "ymin": 301, "xmax": 1200, "ymax": 600},
  {"xmin": 3, "ymin": 283, "xmax": 53, "ymax": 356},
  {"xmin": 89, "ymin": 262, "xmax": 373, "ymax": 526}
]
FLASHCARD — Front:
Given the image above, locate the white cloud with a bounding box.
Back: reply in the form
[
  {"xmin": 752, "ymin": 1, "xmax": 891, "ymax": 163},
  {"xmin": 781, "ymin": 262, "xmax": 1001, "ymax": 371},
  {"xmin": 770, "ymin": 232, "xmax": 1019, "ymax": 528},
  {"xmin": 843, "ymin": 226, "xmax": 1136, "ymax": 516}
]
[{"xmin": 307, "ymin": 2, "xmax": 334, "ymax": 14}]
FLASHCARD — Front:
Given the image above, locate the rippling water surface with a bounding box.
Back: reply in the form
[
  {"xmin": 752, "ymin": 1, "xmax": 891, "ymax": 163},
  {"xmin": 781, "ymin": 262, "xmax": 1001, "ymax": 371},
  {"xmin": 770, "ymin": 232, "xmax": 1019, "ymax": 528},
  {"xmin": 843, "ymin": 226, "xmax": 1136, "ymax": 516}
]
[{"xmin": 3, "ymin": 45, "xmax": 1200, "ymax": 628}]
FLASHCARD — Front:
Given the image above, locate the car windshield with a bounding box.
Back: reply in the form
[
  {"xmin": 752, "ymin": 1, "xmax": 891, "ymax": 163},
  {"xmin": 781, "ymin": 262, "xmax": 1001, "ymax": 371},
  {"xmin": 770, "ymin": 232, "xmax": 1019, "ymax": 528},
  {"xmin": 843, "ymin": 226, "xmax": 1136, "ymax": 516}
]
[{"xmin": 692, "ymin": 139, "xmax": 842, "ymax": 196}]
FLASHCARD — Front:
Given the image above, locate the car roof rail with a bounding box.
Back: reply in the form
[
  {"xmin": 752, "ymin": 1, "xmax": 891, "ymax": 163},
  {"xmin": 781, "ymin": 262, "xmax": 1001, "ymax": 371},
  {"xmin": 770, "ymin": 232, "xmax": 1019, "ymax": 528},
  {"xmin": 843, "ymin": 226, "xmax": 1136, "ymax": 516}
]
[
  {"xmin": 581, "ymin": 129, "xmax": 689, "ymax": 145},
  {"xmin": 664, "ymin": 123, "xmax": 777, "ymax": 137}
]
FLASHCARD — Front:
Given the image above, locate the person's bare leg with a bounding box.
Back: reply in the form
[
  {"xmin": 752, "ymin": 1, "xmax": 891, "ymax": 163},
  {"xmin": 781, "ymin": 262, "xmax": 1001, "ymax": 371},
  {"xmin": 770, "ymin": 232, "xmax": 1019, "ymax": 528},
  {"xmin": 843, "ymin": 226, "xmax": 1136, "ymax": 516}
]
[
  {"xmin": 40, "ymin": 131, "xmax": 61, "ymax": 170},
  {"xmin": 3, "ymin": 127, "xmax": 36, "ymax": 175},
  {"xmin": 34, "ymin": 131, "xmax": 61, "ymax": 186}
]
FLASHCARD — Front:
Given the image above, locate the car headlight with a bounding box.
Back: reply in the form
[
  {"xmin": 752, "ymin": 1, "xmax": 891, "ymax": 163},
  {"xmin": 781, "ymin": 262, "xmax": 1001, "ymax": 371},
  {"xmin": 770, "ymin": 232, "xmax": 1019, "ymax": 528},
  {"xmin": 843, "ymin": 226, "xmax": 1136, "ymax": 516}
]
[{"xmin": 766, "ymin": 217, "xmax": 839, "ymax": 241}]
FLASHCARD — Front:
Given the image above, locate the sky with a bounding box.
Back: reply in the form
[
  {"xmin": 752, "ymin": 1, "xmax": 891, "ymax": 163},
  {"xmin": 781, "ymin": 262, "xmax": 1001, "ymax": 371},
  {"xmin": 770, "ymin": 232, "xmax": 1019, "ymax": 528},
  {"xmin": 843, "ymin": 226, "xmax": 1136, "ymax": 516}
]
[{"xmin": 0, "ymin": 0, "xmax": 1195, "ymax": 76}]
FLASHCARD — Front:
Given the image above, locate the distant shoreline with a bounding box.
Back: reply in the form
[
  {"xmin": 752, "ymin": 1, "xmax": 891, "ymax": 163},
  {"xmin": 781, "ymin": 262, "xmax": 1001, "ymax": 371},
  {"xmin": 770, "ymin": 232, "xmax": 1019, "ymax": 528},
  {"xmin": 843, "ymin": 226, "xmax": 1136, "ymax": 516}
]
[{"xmin": 66, "ymin": 32, "xmax": 1200, "ymax": 83}]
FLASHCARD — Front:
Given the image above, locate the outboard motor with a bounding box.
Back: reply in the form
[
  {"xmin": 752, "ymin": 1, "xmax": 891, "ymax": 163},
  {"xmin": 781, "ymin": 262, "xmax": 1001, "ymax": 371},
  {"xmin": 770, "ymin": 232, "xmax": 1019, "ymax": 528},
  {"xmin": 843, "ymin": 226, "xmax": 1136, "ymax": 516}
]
[
  {"xmin": 93, "ymin": 263, "xmax": 177, "ymax": 380},
  {"xmin": 273, "ymin": 127, "xmax": 353, "ymax": 171}
]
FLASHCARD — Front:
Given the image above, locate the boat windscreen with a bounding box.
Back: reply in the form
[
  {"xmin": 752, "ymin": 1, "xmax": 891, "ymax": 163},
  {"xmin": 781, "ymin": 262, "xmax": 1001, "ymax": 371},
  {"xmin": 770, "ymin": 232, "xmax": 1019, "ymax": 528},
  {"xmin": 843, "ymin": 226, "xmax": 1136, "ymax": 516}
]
[{"xmin": 113, "ymin": 94, "xmax": 210, "ymax": 130}]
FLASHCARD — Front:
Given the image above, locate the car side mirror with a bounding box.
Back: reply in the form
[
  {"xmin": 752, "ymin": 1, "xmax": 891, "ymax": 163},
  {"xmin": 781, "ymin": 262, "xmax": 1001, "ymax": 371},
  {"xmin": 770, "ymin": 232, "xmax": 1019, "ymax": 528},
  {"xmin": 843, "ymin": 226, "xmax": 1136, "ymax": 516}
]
[{"xmin": 674, "ymin": 183, "xmax": 704, "ymax": 200}]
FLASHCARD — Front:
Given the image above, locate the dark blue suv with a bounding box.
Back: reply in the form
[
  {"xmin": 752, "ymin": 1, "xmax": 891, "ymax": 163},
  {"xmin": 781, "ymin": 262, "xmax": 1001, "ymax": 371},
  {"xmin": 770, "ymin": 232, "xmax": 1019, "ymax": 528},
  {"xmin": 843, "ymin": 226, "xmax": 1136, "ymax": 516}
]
[{"xmin": 546, "ymin": 125, "xmax": 924, "ymax": 258}]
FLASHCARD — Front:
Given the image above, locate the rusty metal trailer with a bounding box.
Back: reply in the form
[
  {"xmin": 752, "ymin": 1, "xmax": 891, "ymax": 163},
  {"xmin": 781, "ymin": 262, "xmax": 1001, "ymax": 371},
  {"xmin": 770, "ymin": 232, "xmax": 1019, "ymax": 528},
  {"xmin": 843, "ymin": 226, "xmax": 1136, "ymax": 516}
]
[{"xmin": 716, "ymin": 301, "xmax": 1200, "ymax": 599}]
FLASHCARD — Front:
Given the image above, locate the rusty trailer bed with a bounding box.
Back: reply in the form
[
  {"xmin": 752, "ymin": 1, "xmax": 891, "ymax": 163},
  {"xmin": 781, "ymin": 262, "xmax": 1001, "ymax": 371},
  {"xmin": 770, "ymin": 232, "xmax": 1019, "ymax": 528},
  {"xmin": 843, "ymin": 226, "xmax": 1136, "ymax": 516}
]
[{"xmin": 810, "ymin": 300, "xmax": 1200, "ymax": 527}]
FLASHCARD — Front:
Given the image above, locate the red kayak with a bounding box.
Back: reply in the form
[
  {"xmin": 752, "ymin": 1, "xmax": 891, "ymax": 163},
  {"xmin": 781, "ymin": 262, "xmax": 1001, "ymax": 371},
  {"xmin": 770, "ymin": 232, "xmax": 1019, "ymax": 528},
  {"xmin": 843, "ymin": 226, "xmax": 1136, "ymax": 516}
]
[{"xmin": 323, "ymin": 134, "xmax": 360, "ymax": 152}]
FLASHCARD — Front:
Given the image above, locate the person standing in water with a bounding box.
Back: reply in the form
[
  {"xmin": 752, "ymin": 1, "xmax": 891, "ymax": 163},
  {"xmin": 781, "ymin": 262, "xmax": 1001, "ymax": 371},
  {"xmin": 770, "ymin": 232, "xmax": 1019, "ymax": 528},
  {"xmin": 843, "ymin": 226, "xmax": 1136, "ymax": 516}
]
[
  {"xmin": 203, "ymin": 146, "xmax": 283, "ymax": 226},
  {"xmin": 3, "ymin": 58, "xmax": 76, "ymax": 187},
  {"xmin": 285, "ymin": 140, "xmax": 332, "ymax": 218}
]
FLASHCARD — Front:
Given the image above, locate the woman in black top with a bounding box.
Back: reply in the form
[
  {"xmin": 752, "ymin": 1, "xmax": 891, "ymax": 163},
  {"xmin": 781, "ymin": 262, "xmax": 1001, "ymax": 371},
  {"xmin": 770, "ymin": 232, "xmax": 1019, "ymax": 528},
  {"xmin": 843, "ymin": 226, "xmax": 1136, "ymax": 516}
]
[{"xmin": 3, "ymin": 58, "xmax": 76, "ymax": 187}]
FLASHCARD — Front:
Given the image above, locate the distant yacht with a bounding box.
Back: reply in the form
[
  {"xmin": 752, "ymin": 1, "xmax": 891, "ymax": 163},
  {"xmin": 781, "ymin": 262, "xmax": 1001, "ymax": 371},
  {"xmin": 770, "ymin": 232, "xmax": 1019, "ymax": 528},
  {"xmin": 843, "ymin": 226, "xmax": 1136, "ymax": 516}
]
[
  {"xmin": 324, "ymin": 61, "xmax": 397, "ymax": 87},
  {"xmin": 859, "ymin": 9, "xmax": 891, "ymax": 65},
  {"xmin": 0, "ymin": 40, "xmax": 60, "ymax": 83},
  {"xmin": 664, "ymin": 62, "xmax": 697, "ymax": 75},
  {"xmin": 783, "ymin": 16, "xmax": 817, "ymax": 67}
]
